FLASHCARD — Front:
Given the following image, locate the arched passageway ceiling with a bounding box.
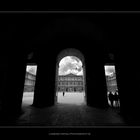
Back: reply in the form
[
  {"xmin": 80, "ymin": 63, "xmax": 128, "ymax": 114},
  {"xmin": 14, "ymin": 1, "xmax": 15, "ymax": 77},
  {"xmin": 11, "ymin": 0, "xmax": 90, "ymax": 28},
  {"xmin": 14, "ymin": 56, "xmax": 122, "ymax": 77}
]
[
  {"xmin": 27, "ymin": 17, "xmax": 119, "ymax": 62},
  {"xmin": 33, "ymin": 17, "xmax": 108, "ymax": 57},
  {"xmin": 38, "ymin": 17, "xmax": 107, "ymax": 42}
]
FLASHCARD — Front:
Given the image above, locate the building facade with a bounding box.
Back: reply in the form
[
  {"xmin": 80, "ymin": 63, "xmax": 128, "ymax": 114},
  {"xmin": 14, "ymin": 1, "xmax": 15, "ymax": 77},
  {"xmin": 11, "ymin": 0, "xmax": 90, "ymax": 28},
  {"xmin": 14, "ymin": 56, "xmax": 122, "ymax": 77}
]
[
  {"xmin": 57, "ymin": 73, "xmax": 84, "ymax": 92},
  {"xmin": 106, "ymin": 73, "xmax": 118, "ymax": 92},
  {"xmin": 24, "ymin": 72, "xmax": 36, "ymax": 92}
]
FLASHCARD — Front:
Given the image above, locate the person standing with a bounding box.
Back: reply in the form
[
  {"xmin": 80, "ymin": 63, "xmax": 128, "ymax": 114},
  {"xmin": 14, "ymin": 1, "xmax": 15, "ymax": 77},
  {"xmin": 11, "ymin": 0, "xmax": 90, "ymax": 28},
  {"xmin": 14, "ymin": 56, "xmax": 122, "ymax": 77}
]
[
  {"xmin": 63, "ymin": 91, "xmax": 65, "ymax": 96},
  {"xmin": 114, "ymin": 91, "xmax": 120, "ymax": 107},
  {"xmin": 108, "ymin": 91, "xmax": 114, "ymax": 107}
]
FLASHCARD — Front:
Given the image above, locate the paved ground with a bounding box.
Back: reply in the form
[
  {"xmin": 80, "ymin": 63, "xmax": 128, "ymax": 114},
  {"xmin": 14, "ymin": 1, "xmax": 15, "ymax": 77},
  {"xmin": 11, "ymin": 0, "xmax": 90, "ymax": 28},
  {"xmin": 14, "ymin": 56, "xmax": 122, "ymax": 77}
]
[
  {"xmin": 22, "ymin": 92, "xmax": 34, "ymax": 105},
  {"xmin": 16, "ymin": 104, "xmax": 126, "ymax": 126},
  {"xmin": 57, "ymin": 92, "xmax": 85, "ymax": 105}
]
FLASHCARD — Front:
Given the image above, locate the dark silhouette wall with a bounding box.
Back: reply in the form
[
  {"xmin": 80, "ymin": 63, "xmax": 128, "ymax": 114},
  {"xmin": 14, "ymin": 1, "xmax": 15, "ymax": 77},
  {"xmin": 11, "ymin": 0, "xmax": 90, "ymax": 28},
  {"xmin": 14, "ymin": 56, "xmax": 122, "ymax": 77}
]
[
  {"xmin": 0, "ymin": 13, "xmax": 140, "ymax": 124},
  {"xmin": 30, "ymin": 17, "xmax": 109, "ymax": 108}
]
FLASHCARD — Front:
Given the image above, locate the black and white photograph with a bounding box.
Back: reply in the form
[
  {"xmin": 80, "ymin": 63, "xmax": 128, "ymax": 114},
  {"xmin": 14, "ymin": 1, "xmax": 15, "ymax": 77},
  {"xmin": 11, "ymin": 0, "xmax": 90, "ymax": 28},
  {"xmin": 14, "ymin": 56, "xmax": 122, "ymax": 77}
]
[{"xmin": 0, "ymin": 10, "xmax": 140, "ymax": 136}]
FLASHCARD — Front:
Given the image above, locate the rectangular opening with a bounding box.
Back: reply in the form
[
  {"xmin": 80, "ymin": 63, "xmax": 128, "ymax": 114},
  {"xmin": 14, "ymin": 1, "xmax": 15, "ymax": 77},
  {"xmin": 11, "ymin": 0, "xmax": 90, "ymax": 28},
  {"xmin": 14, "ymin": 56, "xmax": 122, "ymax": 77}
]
[
  {"xmin": 22, "ymin": 64, "xmax": 37, "ymax": 107},
  {"xmin": 104, "ymin": 65, "xmax": 120, "ymax": 107}
]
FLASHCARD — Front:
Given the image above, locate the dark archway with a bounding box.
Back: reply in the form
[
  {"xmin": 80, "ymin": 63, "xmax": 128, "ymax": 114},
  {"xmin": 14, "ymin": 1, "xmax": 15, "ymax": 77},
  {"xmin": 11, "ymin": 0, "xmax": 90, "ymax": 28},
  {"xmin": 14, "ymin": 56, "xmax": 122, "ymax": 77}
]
[{"xmin": 30, "ymin": 16, "xmax": 110, "ymax": 108}]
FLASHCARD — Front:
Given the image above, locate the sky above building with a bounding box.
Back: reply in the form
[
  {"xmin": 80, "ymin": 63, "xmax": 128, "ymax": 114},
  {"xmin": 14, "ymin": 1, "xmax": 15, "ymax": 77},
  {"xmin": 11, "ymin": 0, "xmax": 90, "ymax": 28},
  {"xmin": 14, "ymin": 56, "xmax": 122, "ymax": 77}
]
[
  {"xmin": 104, "ymin": 65, "xmax": 115, "ymax": 76},
  {"xmin": 26, "ymin": 65, "xmax": 37, "ymax": 75},
  {"xmin": 59, "ymin": 56, "xmax": 83, "ymax": 75}
]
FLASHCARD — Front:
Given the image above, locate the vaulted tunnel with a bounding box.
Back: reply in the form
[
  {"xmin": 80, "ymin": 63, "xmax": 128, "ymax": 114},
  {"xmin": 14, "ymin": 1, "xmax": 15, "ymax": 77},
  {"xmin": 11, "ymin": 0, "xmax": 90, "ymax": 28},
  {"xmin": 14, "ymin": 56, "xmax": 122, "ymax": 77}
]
[{"xmin": 0, "ymin": 13, "xmax": 140, "ymax": 126}]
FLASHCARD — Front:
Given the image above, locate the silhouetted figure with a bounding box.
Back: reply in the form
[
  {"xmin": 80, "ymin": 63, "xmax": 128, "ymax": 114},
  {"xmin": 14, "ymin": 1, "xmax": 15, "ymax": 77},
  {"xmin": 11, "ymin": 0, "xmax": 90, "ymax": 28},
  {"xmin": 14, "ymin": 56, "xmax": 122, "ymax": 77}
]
[
  {"xmin": 114, "ymin": 92, "xmax": 120, "ymax": 107},
  {"xmin": 63, "ymin": 92, "xmax": 65, "ymax": 96},
  {"xmin": 108, "ymin": 92, "xmax": 114, "ymax": 107}
]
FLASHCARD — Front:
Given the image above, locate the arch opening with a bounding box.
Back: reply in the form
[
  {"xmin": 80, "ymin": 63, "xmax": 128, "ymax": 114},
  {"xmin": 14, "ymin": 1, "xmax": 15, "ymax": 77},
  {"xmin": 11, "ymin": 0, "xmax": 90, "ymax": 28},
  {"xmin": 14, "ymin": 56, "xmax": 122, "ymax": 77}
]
[
  {"xmin": 104, "ymin": 65, "xmax": 120, "ymax": 108},
  {"xmin": 22, "ymin": 64, "xmax": 37, "ymax": 107},
  {"xmin": 55, "ymin": 49, "xmax": 86, "ymax": 105}
]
